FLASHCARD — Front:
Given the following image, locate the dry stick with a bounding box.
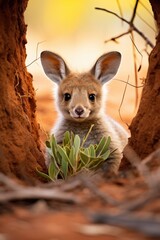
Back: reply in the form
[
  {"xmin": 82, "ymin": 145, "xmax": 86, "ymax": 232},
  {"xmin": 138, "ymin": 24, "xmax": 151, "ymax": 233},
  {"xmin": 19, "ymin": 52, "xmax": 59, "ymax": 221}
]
[
  {"xmin": 95, "ymin": 7, "xmax": 154, "ymax": 48},
  {"xmin": 118, "ymin": 76, "xmax": 129, "ymax": 127},
  {"xmin": 130, "ymin": 0, "xmax": 139, "ymax": 24},
  {"xmin": 130, "ymin": 32, "xmax": 139, "ymax": 109},
  {"xmin": 96, "ymin": 3, "xmax": 153, "ymax": 109},
  {"xmin": 120, "ymin": 190, "xmax": 160, "ymax": 211},
  {"xmin": 0, "ymin": 173, "xmax": 22, "ymax": 191},
  {"xmin": 123, "ymin": 145, "xmax": 149, "ymax": 177},
  {"xmin": 0, "ymin": 173, "xmax": 80, "ymax": 204},
  {"xmin": 79, "ymin": 175, "xmax": 118, "ymax": 205},
  {"xmin": 124, "ymin": 146, "xmax": 160, "ymax": 187},
  {"xmin": 60, "ymin": 179, "xmax": 82, "ymax": 192},
  {"xmin": 122, "ymin": 146, "xmax": 160, "ymax": 211},
  {"xmin": 114, "ymin": 78, "xmax": 144, "ymax": 88},
  {"xmin": 91, "ymin": 212, "xmax": 160, "ymax": 237},
  {"xmin": 104, "ymin": 30, "xmax": 131, "ymax": 44},
  {"xmin": 129, "ymin": 35, "xmax": 143, "ymax": 72},
  {"xmin": 0, "ymin": 187, "xmax": 80, "ymax": 204},
  {"xmin": 35, "ymin": 40, "xmax": 46, "ymax": 59}
]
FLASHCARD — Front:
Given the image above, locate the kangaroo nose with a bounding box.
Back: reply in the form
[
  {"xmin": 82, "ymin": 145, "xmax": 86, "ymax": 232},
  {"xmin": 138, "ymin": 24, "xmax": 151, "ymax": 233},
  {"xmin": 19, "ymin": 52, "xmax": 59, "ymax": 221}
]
[{"xmin": 75, "ymin": 107, "xmax": 84, "ymax": 116}]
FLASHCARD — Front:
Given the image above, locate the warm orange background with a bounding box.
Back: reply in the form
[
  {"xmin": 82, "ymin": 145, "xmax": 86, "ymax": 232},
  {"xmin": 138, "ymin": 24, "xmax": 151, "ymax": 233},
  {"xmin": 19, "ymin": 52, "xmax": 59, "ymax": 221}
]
[{"xmin": 24, "ymin": 0, "xmax": 156, "ymax": 134}]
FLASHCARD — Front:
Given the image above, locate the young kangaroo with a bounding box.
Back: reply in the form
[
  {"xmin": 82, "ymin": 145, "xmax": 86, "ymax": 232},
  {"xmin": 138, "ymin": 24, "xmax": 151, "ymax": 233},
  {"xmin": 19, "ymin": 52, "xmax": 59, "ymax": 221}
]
[{"xmin": 41, "ymin": 51, "xmax": 128, "ymax": 174}]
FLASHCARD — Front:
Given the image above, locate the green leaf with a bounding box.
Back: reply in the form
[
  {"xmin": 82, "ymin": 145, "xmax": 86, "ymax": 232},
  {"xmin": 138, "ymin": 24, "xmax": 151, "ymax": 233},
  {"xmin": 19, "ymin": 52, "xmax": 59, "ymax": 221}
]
[
  {"xmin": 50, "ymin": 134, "xmax": 58, "ymax": 160},
  {"xmin": 48, "ymin": 160, "xmax": 60, "ymax": 180},
  {"xmin": 74, "ymin": 135, "xmax": 81, "ymax": 153},
  {"xmin": 101, "ymin": 136, "xmax": 111, "ymax": 155},
  {"xmin": 88, "ymin": 157, "xmax": 106, "ymax": 170},
  {"xmin": 96, "ymin": 137, "xmax": 105, "ymax": 156},
  {"xmin": 63, "ymin": 131, "xmax": 70, "ymax": 146},
  {"xmin": 61, "ymin": 158, "xmax": 68, "ymax": 179},
  {"xmin": 84, "ymin": 148, "xmax": 89, "ymax": 156},
  {"xmin": 96, "ymin": 136, "xmax": 110, "ymax": 156},
  {"xmin": 36, "ymin": 168, "xmax": 52, "ymax": 181},
  {"xmin": 57, "ymin": 145, "xmax": 75, "ymax": 171},
  {"xmin": 101, "ymin": 149, "xmax": 111, "ymax": 160},
  {"xmin": 81, "ymin": 124, "xmax": 94, "ymax": 148},
  {"xmin": 89, "ymin": 144, "xmax": 96, "ymax": 158},
  {"xmin": 57, "ymin": 145, "xmax": 70, "ymax": 163},
  {"xmin": 64, "ymin": 146, "xmax": 70, "ymax": 157},
  {"xmin": 80, "ymin": 151, "xmax": 90, "ymax": 166},
  {"xmin": 69, "ymin": 146, "xmax": 76, "ymax": 170}
]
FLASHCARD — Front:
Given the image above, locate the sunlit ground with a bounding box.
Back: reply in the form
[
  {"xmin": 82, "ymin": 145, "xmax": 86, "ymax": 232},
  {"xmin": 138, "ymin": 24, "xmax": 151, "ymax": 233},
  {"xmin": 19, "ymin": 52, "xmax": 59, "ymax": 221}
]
[{"xmin": 24, "ymin": 0, "xmax": 156, "ymax": 133}]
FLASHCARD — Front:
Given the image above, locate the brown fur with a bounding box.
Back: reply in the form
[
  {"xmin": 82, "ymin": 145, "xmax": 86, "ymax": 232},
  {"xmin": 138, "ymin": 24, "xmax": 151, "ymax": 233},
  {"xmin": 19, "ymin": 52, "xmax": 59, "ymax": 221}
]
[{"xmin": 41, "ymin": 51, "xmax": 129, "ymax": 174}]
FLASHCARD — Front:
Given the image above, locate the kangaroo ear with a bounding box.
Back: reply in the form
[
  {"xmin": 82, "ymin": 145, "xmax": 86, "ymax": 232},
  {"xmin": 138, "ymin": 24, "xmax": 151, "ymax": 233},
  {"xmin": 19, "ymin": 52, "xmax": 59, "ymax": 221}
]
[
  {"xmin": 40, "ymin": 51, "xmax": 70, "ymax": 84},
  {"xmin": 90, "ymin": 52, "xmax": 121, "ymax": 84}
]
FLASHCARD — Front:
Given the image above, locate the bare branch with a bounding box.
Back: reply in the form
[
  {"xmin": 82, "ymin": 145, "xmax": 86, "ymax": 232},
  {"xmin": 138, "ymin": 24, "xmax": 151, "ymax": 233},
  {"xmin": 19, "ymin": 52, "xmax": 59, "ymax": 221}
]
[
  {"xmin": 95, "ymin": 7, "xmax": 130, "ymax": 25},
  {"xmin": 95, "ymin": 7, "xmax": 154, "ymax": 48},
  {"xmin": 104, "ymin": 30, "xmax": 131, "ymax": 43},
  {"xmin": 0, "ymin": 173, "xmax": 80, "ymax": 204},
  {"xmin": 114, "ymin": 78, "xmax": 144, "ymax": 88},
  {"xmin": 130, "ymin": 32, "xmax": 139, "ymax": 109},
  {"xmin": 130, "ymin": 0, "xmax": 139, "ymax": 24},
  {"xmin": 118, "ymin": 76, "xmax": 129, "ymax": 127}
]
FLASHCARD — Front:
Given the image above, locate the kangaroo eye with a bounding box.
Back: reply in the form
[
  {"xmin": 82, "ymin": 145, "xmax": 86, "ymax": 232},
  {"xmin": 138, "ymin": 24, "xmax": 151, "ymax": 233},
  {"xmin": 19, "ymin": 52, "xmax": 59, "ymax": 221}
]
[
  {"xmin": 89, "ymin": 94, "xmax": 95, "ymax": 102},
  {"xmin": 64, "ymin": 93, "xmax": 71, "ymax": 101}
]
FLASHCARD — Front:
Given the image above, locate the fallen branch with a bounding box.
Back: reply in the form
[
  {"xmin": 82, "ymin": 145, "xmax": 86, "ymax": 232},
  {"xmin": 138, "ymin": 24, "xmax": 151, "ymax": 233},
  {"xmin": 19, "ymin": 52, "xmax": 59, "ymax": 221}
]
[
  {"xmin": 0, "ymin": 173, "xmax": 80, "ymax": 204},
  {"xmin": 91, "ymin": 212, "xmax": 160, "ymax": 237},
  {"xmin": 120, "ymin": 189, "xmax": 160, "ymax": 211},
  {"xmin": 0, "ymin": 187, "xmax": 80, "ymax": 204}
]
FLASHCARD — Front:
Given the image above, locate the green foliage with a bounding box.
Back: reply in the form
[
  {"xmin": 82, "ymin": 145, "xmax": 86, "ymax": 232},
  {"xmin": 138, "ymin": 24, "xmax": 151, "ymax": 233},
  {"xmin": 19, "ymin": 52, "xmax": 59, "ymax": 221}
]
[{"xmin": 37, "ymin": 125, "xmax": 112, "ymax": 181}]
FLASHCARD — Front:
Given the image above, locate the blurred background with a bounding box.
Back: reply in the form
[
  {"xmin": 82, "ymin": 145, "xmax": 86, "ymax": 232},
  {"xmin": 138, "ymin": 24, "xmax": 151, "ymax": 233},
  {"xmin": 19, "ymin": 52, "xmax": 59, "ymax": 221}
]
[{"xmin": 24, "ymin": 0, "xmax": 156, "ymax": 134}]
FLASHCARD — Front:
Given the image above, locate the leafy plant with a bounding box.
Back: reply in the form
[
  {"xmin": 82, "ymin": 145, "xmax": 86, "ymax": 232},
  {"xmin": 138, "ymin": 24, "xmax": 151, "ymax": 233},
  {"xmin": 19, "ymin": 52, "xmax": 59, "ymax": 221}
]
[{"xmin": 37, "ymin": 125, "xmax": 112, "ymax": 181}]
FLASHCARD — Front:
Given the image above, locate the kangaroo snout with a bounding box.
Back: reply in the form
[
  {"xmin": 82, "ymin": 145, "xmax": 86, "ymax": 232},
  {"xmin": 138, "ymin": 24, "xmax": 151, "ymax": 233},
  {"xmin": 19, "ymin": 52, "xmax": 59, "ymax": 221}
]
[
  {"xmin": 75, "ymin": 106, "xmax": 84, "ymax": 116},
  {"xmin": 69, "ymin": 104, "xmax": 91, "ymax": 120}
]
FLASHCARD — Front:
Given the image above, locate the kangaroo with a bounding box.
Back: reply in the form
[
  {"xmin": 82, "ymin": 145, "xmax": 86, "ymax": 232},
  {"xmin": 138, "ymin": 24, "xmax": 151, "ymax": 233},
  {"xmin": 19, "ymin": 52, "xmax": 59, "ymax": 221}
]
[{"xmin": 40, "ymin": 51, "xmax": 128, "ymax": 174}]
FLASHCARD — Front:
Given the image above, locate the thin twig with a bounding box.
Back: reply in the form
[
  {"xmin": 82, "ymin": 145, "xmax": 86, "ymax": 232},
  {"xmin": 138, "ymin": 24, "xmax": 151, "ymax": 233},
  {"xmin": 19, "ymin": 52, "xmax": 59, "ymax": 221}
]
[
  {"xmin": 129, "ymin": 35, "xmax": 143, "ymax": 72},
  {"xmin": 118, "ymin": 76, "xmax": 129, "ymax": 127},
  {"xmin": 114, "ymin": 78, "xmax": 144, "ymax": 88},
  {"xmin": 95, "ymin": 7, "xmax": 154, "ymax": 48},
  {"xmin": 130, "ymin": 32, "xmax": 139, "ymax": 109},
  {"xmin": 130, "ymin": 0, "xmax": 139, "ymax": 24},
  {"xmin": 36, "ymin": 40, "xmax": 46, "ymax": 59},
  {"xmin": 104, "ymin": 30, "xmax": 131, "ymax": 43}
]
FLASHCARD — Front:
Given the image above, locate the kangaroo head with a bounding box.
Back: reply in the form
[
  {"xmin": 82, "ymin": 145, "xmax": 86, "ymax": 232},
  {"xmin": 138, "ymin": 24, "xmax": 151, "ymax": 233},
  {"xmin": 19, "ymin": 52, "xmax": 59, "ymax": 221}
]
[{"xmin": 41, "ymin": 51, "xmax": 121, "ymax": 122}]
